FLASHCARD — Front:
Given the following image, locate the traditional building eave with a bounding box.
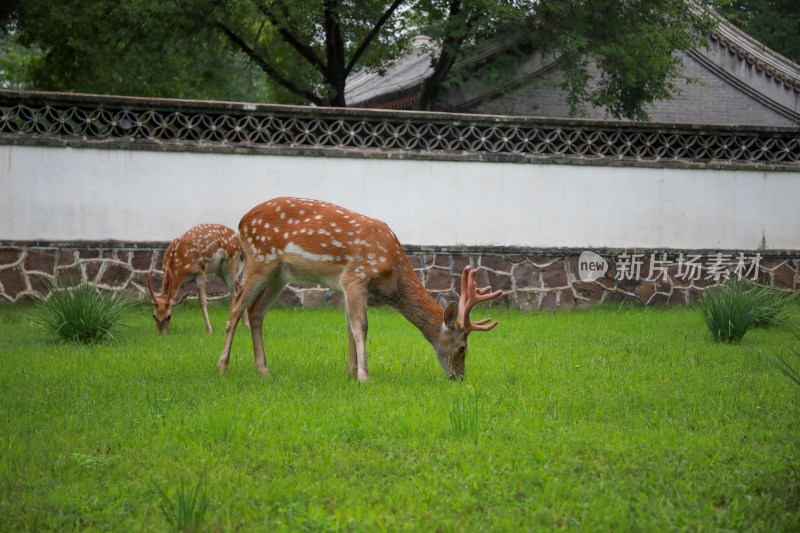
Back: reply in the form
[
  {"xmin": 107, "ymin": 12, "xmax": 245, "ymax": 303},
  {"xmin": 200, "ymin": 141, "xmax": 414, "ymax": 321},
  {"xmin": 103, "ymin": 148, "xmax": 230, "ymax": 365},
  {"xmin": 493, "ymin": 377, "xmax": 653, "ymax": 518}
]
[{"xmin": 344, "ymin": 4, "xmax": 800, "ymax": 123}]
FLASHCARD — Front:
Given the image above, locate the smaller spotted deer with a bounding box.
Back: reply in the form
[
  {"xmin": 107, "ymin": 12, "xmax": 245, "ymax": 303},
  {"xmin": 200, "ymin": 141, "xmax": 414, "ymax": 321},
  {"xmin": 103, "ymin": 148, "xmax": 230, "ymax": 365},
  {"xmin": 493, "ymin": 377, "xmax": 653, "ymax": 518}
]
[
  {"xmin": 148, "ymin": 224, "xmax": 249, "ymax": 334},
  {"xmin": 217, "ymin": 197, "xmax": 501, "ymax": 381}
]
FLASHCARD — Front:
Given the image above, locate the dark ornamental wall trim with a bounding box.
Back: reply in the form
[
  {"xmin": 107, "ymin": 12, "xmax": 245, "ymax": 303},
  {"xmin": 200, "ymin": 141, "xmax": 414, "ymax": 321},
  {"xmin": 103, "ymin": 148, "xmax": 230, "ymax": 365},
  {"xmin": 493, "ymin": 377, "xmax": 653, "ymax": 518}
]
[{"xmin": 1, "ymin": 90, "xmax": 798, "ymax": 170}]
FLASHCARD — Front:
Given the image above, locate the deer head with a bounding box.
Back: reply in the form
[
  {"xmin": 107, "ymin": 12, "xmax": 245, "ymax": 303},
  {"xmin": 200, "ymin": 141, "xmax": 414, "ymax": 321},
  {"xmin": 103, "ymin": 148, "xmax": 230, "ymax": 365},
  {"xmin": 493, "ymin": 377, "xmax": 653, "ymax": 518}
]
[
  {"xmin": 148, "ymin": 268, "xmax": 175, "ymax": 333},
  {"xmin": 434, "ymin": 265, "xmax": 502, "ymax": 380}
]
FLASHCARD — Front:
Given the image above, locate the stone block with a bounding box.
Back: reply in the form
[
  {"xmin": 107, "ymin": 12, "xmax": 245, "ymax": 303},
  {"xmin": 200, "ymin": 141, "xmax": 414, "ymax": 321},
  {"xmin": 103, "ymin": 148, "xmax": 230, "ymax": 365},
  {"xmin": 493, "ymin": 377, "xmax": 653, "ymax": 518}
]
[
  {"xmin": 0, "ymin": 249, "xmax": 23, "ymax": 268},
  {"xmin": 452, "ymin": 256, "xmax": 473, "ymax": 273},
  {"xmin": 516, "ymin": 291, "xmax": 541, "ymax": 311},
  {"xmin": 56, "ymin": 266, "xmax": 83, "ymax": 287},
  {"xmin": 513, "ymin": 263, "xmax": 541, "ymax": 290},
  {"xmin": 0, "ymin": 267, "xmax": 27, "ymax": 299},
  {"xmin": 100, "ymin": 263, "xmax": 132, "ymax": 288},
  {"xmin": 406, "ymin": 255, "xmax": 423, "ymax": 270},
  {"xmin": 278, "ymin": 288, "xmax": 301, "ymax": 306},
  {"xmin": 301, "ymin": 288, "xmax": 327, "ymax": 308},
  {"xmin": 425, "ymin": 268, "xmax": 453, "ymax": 291},
  {"xmin": 541, "ymin": 261, "xmax": 567, "ymax": 288},
  {"xmin": 541, "ymin": 291, "xmax": 559, "ymax": 311},
  {"xmin": 131, "ymin": 250, "xmax": 155, "ymax": 271},
  {"xmin": 573, "ymin": 282, "xmax": 605, "ymax": 302},
  {"xmin": 84, "ymin": 261, "xmax": 104, "ymax": 281},
  {"xmin": 668, "ymin": 289, "xmax": 688, "ymax": 306},
  {"xmin": 433, "ymin": 254, "xmax": 451, "ymax": 267},
  {"xmin": 58, "ymin": 249, "xmax": 77, "ymax": 267},
  {"xmin": 558, "ymin": 289, "xmax": 576, "ymax": 310},
  {"xmin": 205, "ymin": 276, "xmax": 229, "ymax": 297},
  {"xmin": 635, "ymin": 282, "xmax": 656, "ymax": 304},
  {"xmin": 27, "ymin": 272, "xmax": 52, "ymax": 296},
  {"xmin": 24, "ymin": 249, "xmax": 56, "ymax": 275},
  {"xmin": 480, "ymin": 256, "xmax": 511, "ymax": 273},
  {"xmin": 648, "ymin": 293, "xmax": 670, "ymax": 306},
  {"xmin": 486, "ymin": 271, "xmax": 512, "ymax": 292},
  {"xmin": 773, "ymin": 264, "xmax": 796, "ymax": 289},
  {"xmin": 324, "ymin": 290, "xmax": 344, "ymax": 307}
]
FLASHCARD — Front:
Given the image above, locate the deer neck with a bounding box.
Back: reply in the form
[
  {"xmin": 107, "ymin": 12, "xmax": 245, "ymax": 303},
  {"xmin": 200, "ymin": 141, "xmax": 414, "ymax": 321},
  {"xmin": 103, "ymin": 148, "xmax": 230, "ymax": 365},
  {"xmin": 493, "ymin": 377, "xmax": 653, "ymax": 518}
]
[{"xmin": 390, "ymin": 264, "xmax": 443, "ymax": 345}]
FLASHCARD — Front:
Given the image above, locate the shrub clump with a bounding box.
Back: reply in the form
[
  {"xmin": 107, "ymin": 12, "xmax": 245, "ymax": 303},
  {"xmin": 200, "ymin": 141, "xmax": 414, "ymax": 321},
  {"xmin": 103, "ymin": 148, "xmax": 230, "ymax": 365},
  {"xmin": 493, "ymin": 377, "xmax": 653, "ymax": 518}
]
[
  {"xmin": 34, "ymin": 281, "xmax": 138, "ymax": 343},
  {"xmin": 697, "ymin": 281, "xmax": 797, "ymax": 343}
]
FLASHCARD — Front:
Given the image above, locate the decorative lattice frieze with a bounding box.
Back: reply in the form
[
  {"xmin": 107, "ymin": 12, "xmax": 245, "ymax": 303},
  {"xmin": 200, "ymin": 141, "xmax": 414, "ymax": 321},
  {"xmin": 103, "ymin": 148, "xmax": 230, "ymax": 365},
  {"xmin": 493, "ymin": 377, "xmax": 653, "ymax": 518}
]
[{"xmin": 1, "ymin": 91, "xmax": 798, "ymax": 168}]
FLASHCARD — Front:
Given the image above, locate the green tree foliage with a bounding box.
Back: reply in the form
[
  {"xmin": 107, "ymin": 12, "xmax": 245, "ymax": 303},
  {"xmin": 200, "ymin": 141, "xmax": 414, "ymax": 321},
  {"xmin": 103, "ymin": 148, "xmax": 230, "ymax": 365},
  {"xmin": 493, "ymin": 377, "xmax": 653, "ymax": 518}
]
[
  {"xmin": 6, "ymin": 0, "xmax": 268, "ymax": 101},
  {"xmin": 5, "ymin": 0, "xmax": 713, "ymax": 119},
  {"xmin": 415, "ymin": 0, "xmax": 712, "ymax": 119},
  {"xmin": 711, "ymin": 0, "xmax": 800, "ymax": 64}
]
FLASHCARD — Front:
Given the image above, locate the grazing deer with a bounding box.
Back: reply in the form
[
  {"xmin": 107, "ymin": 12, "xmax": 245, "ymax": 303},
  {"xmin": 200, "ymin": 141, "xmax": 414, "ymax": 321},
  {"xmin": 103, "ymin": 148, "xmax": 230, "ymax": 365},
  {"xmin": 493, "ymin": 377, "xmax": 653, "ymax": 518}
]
[
  {"xmin": 217, "ymin": 197, "xmax": 501, "ymax": 381},
  {"xmin": 148, "ymin": 224, "xmax": 249, "ymax": 334}
]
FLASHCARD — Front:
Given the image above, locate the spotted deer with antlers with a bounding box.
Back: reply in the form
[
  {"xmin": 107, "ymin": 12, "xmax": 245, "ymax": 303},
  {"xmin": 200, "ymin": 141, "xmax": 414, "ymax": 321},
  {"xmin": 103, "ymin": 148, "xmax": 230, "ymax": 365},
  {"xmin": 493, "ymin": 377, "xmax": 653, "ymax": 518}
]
[
  {"xmin": 148, "ymin": 224, "xmax": 249, "ymax": 334},
  {"xmin": 217, "ymin": 197, "xmax": 501, "ymax": 381}
]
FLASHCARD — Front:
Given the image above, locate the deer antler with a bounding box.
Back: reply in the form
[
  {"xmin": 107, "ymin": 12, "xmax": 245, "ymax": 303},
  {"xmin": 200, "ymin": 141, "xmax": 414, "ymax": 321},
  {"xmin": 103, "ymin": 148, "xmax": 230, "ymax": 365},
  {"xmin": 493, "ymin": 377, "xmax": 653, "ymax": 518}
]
[{"xmin": 458, "ymin": 265, "xmax": 502, "ymax": 332}]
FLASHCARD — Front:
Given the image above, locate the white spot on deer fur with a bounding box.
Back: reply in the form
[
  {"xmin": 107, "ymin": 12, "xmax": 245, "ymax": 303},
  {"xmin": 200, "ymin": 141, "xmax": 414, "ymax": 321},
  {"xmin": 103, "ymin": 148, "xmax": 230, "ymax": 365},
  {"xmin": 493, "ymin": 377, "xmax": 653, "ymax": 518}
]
[
  {"xmin": 314, "ymin": 215, "xmax": 322, "ymax": 220},
  {"xmin": 284, "ymin": 232, "xmax": 289, "ymax": 239},
  {"xmin": 380, "ymin": 257, "xmax": 387, "ymax": 262},
  {"xmin": 280, "ymin": 212, "xmax": 286, "ymax": 220},
  {"xmin": 264, "ymin": 223, "xmax": 270, "ymax": 229},
  {"xmin": 332, "ymin": 240, "xmax": 343, "ymax": 247},
  {"xmin": 284, "ymin": 242, "xmax": 335, "ymax": 263}
]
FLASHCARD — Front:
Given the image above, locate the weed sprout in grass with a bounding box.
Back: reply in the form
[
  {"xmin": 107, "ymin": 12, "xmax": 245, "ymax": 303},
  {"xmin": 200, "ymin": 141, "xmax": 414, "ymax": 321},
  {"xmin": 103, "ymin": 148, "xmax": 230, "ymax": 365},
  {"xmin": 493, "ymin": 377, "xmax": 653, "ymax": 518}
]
[
  {"xmin": 449, "ymin": 387, "xmax": 481, "ymax": 442},
  {"xmin": 33, "ymin": 281, "xmax": 138, "ymax": 344},
  {"xmin": 154, "ymin": 473, "xmax": 215, "ymax": 533},
  {"xmin": 697, "ymin": 280, "xmax": 797, "ymax": 343}
]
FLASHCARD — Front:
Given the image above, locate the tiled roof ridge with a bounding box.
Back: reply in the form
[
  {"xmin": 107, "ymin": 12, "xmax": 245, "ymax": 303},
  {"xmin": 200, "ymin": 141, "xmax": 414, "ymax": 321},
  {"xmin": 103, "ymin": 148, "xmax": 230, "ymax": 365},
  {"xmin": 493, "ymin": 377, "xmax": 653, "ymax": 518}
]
[{"xmin": 694, "ymin": 2, "xmax": 800, "ymax": 91}]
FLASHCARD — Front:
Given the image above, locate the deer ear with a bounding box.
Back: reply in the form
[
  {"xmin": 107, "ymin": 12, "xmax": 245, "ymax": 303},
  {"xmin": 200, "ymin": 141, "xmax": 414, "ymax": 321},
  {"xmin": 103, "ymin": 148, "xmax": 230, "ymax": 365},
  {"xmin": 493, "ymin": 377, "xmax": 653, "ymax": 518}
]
[
  {"xmin": 436, "ymin": 294, "xmax": 449, "ymax": 310},
  {"xmin": 442, "ymin": 301, "xmax": 459, "ymax": 331}
]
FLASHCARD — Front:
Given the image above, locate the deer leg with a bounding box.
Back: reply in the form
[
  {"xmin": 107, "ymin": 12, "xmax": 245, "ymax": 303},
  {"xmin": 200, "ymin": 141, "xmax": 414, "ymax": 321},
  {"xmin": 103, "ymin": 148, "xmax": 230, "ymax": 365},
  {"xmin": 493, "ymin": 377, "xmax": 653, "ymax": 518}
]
[
  {"xmin": 345, "ymin": 312, "xmax": 358, "ymax": 377},
  {"xmin": 343, "ymin": 280, "xmax": 369, "ymax": 383},
  {"xmin": 217, "ymin": 269, "xmax": 270, "ymax": 374},
  {"xmin": 247, "ymin": 288, "xmax": 275, "ymax": 376},
  {"xmin": 196, "ymin": 273, "xmax": 212, "ymax": 334},
  {"xmin": 222, "ymin": 260, "xmax": 249, "ymax": 329}
]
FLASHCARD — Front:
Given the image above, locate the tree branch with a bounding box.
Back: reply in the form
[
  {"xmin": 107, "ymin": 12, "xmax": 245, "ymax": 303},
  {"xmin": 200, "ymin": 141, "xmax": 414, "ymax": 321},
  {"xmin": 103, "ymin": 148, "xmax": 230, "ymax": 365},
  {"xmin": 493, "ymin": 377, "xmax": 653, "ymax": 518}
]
[
  {"xmin": 217, "ymin": 22, "xmax": 324, "ymax": 105},
  {"xmin": 344, "ymin": 0, "xmax": 407, "ymax": 76},
  {"xmin": 415, "ymin": 0, "xmax": 469, "ymax": 110},
  {"xmin": 255, "ymin": 0, "xmax": 330, "ymax": 78}
]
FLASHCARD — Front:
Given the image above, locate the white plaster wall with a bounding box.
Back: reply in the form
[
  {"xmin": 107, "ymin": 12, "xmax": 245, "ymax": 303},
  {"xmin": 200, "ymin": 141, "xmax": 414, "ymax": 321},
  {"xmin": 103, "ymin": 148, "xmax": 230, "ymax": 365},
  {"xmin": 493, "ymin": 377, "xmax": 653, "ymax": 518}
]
[{"xmin": 1, "ymin": 145, "xmax": 799, "ymax": 249}]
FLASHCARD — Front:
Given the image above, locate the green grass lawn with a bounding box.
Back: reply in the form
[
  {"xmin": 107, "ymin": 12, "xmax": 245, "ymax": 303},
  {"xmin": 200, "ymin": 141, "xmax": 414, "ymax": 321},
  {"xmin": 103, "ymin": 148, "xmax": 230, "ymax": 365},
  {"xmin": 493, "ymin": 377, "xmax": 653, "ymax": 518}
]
[{"xmin": 1, "ymin": 300, "xmax": 799, "ymax": 531}]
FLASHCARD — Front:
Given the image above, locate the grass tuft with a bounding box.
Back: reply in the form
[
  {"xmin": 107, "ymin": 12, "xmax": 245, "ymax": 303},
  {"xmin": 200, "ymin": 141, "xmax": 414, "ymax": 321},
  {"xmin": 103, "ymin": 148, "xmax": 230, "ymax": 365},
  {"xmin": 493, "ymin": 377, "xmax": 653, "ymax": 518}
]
[
  {"xmin": 696, "ymin": 281, "xmax": 797, "ymax": 343},
  {"xmin": 449, "ymin": 387, "xmax": 481, "ymax": 442},
  {"xmin": 154, "ymin": 472, "xmax": 214, "ymax": 533},
  {"xmin": 33, "ymin": 281, "xmax": 138, "ymax": 344}
]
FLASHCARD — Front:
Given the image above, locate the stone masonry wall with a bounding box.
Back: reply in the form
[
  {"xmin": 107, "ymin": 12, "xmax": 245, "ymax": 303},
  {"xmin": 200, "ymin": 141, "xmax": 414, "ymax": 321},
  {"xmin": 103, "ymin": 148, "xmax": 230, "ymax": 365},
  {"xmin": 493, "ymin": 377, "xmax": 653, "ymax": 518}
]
[{"xmin": 1, "ymin": 243, "xmax": 797, "ymax": 309}]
